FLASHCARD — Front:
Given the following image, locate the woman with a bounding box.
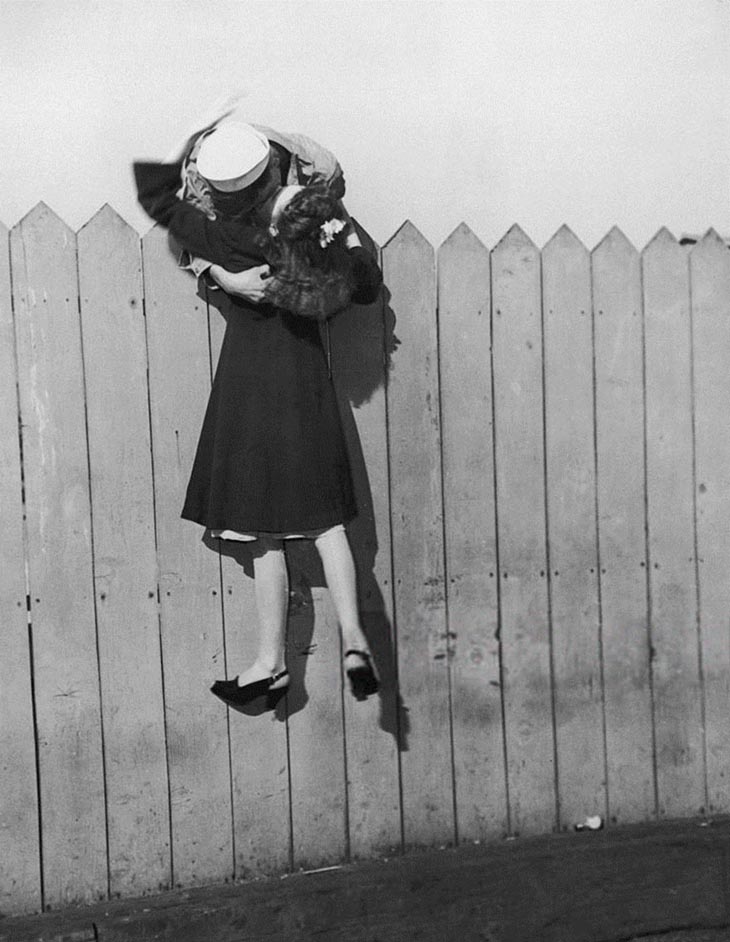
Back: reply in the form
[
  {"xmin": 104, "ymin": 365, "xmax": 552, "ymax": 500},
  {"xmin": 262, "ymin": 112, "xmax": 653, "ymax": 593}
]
[{"xmin": 134, "ymin": 120, "xmax": 381, "ymax": 710}]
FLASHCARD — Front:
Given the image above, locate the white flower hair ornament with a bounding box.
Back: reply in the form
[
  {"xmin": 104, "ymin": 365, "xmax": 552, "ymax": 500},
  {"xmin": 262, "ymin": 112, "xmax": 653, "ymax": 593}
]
[{"xmin": 319, "ymin": 217, "xmax": 346, "ymax": 248}]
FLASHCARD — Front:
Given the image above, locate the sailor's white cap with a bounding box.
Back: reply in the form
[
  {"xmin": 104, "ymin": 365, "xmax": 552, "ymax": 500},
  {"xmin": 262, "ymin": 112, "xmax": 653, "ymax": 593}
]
[{"xmin": 196, "ymin": 121, "xmax": 271, "ymax": 191}]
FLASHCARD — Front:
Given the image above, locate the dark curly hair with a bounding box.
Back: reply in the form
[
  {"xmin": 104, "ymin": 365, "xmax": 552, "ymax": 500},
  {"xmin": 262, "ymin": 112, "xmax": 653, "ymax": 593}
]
[{"xmin": 261, "ymin": 185, "xmax": 356, "ymax": 321}]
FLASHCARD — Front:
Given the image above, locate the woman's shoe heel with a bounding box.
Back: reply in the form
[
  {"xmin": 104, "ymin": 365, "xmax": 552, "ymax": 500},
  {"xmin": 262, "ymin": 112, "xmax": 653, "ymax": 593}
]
[
  {"xmin": 345, "ymin": 649, "xmax": 379, "ymax": 700},
  {"xmin": 211, "ymin": 668, "xmax": 289, "ymax": 712}
]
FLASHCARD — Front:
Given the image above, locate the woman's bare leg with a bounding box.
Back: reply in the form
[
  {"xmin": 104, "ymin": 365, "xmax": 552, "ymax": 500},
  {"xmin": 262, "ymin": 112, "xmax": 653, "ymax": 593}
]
[
  {"xmin": 234, "ymin": 536, "xmax": 289, "ymax": 687},
  {"xmin": 314, "ymin": 526, "xmax": 370, "ymax": 664}
]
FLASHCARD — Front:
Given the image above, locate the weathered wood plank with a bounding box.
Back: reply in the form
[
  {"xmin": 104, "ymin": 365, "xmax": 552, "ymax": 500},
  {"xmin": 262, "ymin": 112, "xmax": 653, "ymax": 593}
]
[
  {"xmin": 287, "ymin": 562, "xmax": 347, "ymax": 869},
  {"xmin": 642, "ymin": 228, "xmax": 705, "ymax": 817},
  {"xmin": 491, "ymin": 224, "xmax": 555, "ymax": 835},
  {"xmin": 437, "ymin": 225, "xmax": 506, "ymax": 842},
  {"xmin": 10, "ymin": 204, "xmax": 107, "ymax": 906},
  {"xmin": 0, "ymin": 221, "xmax": 41, "ymax": 915},
  {"xmin": 690, "ymin": 230, "xmax": 730, "ymax": 814},
  {"xmin": 329, "ymin": 241, "xmax": 401, "ymax": 860},
  {"xmin": 142, "ymin": 227, "xmax": 233, "ymax": 886},
  {"xmin": 592, "ymin": 228, "xmax": 655, "ymax": 823},
  {"xmin": 542, "ymin": 226, "xmax": 605, "ymax": 828},
  {"xmin": 77, "ymin": 206, "xmax": 170, "ymax": 897},
  {"xmin": 217, "ymin": 540, "xmax": 291, "ymax": 878},
  {"xmin": 382, "ymin": 222, "xmax": 452, "ymax": 846}
]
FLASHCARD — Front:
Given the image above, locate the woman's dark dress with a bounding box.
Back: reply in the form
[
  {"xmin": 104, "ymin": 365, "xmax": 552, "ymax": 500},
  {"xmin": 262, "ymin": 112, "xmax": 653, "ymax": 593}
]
[{"xmin": 134, "ymin": 160, "xmax": 377, "ymax": 534}]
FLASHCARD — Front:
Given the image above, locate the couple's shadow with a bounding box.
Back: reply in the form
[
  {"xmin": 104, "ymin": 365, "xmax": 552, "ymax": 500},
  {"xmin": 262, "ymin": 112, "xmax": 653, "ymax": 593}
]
[{"xmin": 202, "ymin": 254, "xmax": 409, "ymax": 751}]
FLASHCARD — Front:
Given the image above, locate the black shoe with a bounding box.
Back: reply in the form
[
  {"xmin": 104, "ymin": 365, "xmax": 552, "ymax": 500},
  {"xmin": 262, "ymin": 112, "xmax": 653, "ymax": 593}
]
[
  {"xmin": 345, "ymin": 650, "xmax": 379, "ymax": 700},
  {"xmin": 211, "ymin": 669, "xmax": 289, "ymax": 711}
]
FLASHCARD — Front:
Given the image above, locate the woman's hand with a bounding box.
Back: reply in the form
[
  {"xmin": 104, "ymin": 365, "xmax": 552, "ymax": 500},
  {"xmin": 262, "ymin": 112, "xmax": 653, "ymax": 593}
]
[
  {"xmin": 337, "ymin": 202, "xmax": 362, "ymax": 249},
  {"xmin": 210, "ymin": 264, "xmax": 272, "ymax": 302}
]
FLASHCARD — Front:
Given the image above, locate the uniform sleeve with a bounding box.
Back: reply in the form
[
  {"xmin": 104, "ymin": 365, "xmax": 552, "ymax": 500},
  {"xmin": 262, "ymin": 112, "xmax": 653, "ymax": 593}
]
[
  {"xmin": 133, "ymin": 160, "xmax": 264, "ymax": 271},
  {"xmin": 262, "ymin": 128, "xmax": 346, "ymax": 199},
  {"xmin": 348, "ymin": 246, "xmax": 382, "ymax": 305}
]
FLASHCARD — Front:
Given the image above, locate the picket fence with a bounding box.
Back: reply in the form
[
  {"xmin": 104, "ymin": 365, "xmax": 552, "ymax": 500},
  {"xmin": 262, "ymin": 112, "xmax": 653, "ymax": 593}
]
[{"xmin": 1, "ymin": 204, "xmax": 729, "ymax": 918}]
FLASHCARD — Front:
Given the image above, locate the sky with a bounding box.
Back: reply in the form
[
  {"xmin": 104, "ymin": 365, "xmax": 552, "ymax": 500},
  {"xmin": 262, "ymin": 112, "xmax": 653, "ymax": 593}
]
[{"xmin": 1, "ymin": 0, "xmax": 728, "ymax": 250}]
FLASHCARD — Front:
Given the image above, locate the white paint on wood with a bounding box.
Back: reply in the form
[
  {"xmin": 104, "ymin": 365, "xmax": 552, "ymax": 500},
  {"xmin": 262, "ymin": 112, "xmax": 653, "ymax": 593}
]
[
  {"xmin": 690, "ymin": 230, "xmax": 730, "ymax": 814},
  {"xmin": 642, "ymin": 228, "xmax": 705, "ymax": 817},
  {"xmin": 438, "ymin": 224, "xmax": 507, "ymax": 842},
  {"xmin": 491, "ymin": 224, "xmax": 555, "ymax": 835},
  {"xmin": 383, "ymin": 222, "xmax": 453, "ymax": 846},
  {"xmin": 592, "ymin": 227, "xmax": 655, "ymax": 823},
  {"xmin": 10, "ymin": 204, "xmax": 107, "ymax": 907},
  {"xmin": 78, "ymin": 205, "xmax": 170, "ymax": 897},
  {"xmin": 0, "ymin": 221, "xmax": 41, "ymax": 914},
  {"xmin": 542, "ymin": 225, "xmax": 605, "ymax": 828}
]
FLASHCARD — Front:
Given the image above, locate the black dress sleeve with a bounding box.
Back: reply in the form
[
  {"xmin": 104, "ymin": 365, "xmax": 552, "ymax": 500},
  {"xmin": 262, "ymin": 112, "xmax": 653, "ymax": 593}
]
[
  {"xmin": 347, "ymin": 246, "xmax": 383, "ymax": 305},
  {"xmin": 133, "ymin": 161, "xmax": 266, "ymax": 268}
]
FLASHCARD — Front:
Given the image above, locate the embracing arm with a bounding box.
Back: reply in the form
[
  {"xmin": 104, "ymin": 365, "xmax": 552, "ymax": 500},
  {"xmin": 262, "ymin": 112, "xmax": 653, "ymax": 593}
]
[
  {"xmin": 208, "ymin": 263, "xmax": 272, "ymax": 302},
  {"xmin": 133, "ymin": 160, "xmax": 266, "ymax": 266}
]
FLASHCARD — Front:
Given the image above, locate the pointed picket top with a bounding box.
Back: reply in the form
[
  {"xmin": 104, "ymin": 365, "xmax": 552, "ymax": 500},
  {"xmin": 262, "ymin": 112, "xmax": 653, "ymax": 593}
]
[
  {"xmin": 691, "ymin": 227, "xmax": 730, "ymax": 255},
  {"xmin": 439, "ymin": 222, "xmax": 487, "ymax": 253},
  {"xmin": 641, "ymin": 226, "xmax": 680, "ymax": 256},
  {"xmin": 492, "ymin": 223, "xmax": 538, "ymax": 254},
  {"xmin": 11, "ymin": 201, "xmax": 75, "ymax": 239},
  {"xmin": 542, "ymin": 224, "xmax": 588, "ymax": 256},
  {"xmin": 140, "ymin": 218, "xmax": 176, "ymax": 253},
  {"xmin": 383, "ymin": 219, "xmax": 432, "ymax": 252},
  {"xmin": 591, "ymin": 225, "xmax": 637, "ymax": 259},
  {"xmin": 78, "ymin": 203, "xmax": 137, "ymax": 236},
  {"xmin": 689, "ymin": 227, "xmax": 730, "ymax": 295}
]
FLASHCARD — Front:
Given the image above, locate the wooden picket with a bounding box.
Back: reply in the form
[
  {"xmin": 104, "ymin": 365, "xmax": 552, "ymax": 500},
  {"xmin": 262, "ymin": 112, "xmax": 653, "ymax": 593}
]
[
  {"xmin": 0, "ymin": 222, "xmax": 41, "ymax": 915},
  {"xmin": 491, "ymin": 225, "xmax": 555, "ymax": 836},
  {"xmin": 437, "ymin": 224, "xmax": 506, "ymax": 842},
  {"xmin": 642, "ymin": 230, "xmax": 705, "ymax": 818},
  {"xmin": 382, "ymin": 222, "xmax": 452, "ymax": 848},
  {"xmin": 10, "ymin": 205, "xmax": 107, "ymax": 908},
  {"xmin": 542, "ymin": 226, "xmax": 604, "ymax": 829},
  {"xmin": 689, "ymin": 231, "xmax": 730, "ymax": 815},
  {"xmin": 77, "ymin": 206, "xmax": 170, "ymax": 897},
  {"xmin": 1, "ymin": 207, "xmax": 729, "ymax": 918},
  {"xmin": 592, "ymin": 228, "xmax": 655, "ymax": 824}
]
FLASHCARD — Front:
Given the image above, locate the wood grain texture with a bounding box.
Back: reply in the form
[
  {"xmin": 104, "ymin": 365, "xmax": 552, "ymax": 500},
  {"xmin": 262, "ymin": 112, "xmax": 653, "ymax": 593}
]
[
  {"xmin": 218, "ymin": 544, "xmax": 292, "ymax": 878},
  {"xmin": 287, "ymin": 565, "xmax": 347, "ymax": 869},
  {"xmin": 642, "ymin": 228, "xmax": 705, "ymax": 817},
  {"xmin": 542, "ymin": 226, "xmax": 604, "ymax": 828},
  {"xmin": 329, "ymin": 244, "xmax": 401, "ymax": 860},
  {"xmin": 3, "ymin": 213, "xmax": 730, "ymax": 919},
  {"xmin": 491, "ymin": 225, "xmax": 555, "ymax": 836},
  {"xmin": 382, "ymin": 222, "xmax": 452, "ymax": 847},
  {"xmin": 437, "ymin": 225, "xmax": 506, "ymax": 842},
  {"xmin": 10, "ymin": 205, "xmax": 107, "ymax": 907},
  {"xmin": 78, "ymin": 206, "xmax": 170, "ymax": 897},
  {"xmin": 0, "ymin": 221, "xmax": 41, "ymax": 915},
  {"xmin": 689, "ymin": 231, "xmax": 730, "ymax": 814},
  {"xmin": 142, "ymin": 227, "xmax": 233, "ymax": 887},
  {"xmin": 592, "ymin": 228, "xmax": 655, "ymax": 823}
]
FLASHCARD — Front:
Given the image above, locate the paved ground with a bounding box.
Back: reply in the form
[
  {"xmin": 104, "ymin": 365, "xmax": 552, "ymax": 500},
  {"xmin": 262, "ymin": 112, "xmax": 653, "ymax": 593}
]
[
  {"xmin": 632, "ymin": 932, "xmax": 730, "ymax": 941},
  {"xmin": 3, "ymin": 818, "xmax": 730, "ymax": 942}
]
